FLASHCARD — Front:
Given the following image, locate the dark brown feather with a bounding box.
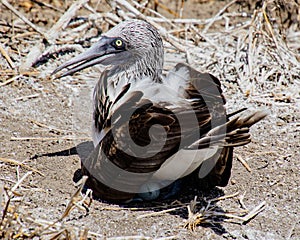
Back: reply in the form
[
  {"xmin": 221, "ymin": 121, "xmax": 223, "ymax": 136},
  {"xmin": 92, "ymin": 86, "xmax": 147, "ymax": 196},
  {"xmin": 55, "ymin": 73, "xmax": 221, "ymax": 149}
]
[{"xmin": 84, "ymin": 64, "xmax": 267, "ymax": 201}]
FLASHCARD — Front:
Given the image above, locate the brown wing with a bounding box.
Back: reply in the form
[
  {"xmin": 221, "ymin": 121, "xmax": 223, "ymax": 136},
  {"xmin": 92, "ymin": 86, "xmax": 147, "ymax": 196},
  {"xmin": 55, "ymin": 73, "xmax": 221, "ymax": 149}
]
[
  {"xmin": 177, "ymin": 63, "xmax": 267, "ymax": 187},
  {"xmin": 82, "ymin": 64, "xmax": 267, "ymax": 201},
  {"xmin": 171, "ymin": 63, "xmax": 232, "ymax": 187},
  {"xmin": 82, "ymin": 91, "xmax": 182, "ymax": 201},
  {"xmin": 84, "ymin": 65, "xmax": 224, "ymax": 201}
]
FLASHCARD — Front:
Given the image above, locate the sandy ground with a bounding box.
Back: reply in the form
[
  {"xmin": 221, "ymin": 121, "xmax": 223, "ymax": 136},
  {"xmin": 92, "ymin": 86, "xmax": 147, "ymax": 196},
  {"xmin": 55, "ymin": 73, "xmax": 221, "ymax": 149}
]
[{"xmin": 0, "ymin": 0, "xmax": 299, "ymax": 239}]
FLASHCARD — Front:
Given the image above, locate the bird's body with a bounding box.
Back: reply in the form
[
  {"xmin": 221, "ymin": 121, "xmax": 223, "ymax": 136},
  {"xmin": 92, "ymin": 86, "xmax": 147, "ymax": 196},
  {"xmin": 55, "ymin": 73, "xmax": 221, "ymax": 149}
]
[{"xmin": 53, "ymin": 19, "xmax": 267, "ymax": 202}]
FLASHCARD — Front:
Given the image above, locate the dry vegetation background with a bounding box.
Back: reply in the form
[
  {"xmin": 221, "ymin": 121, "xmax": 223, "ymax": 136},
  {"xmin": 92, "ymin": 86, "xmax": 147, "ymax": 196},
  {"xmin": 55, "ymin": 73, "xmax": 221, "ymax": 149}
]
[{"xmin": 0, "ymin": 0, "xmax": 299, "ymax": 239}]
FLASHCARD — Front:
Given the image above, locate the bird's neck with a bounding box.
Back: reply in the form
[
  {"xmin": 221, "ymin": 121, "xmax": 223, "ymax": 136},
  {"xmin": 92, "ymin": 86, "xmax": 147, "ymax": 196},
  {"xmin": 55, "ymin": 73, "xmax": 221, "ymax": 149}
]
[{"xmin": 108, "ymin": 62, "xmax": 163, "ymax": 84}]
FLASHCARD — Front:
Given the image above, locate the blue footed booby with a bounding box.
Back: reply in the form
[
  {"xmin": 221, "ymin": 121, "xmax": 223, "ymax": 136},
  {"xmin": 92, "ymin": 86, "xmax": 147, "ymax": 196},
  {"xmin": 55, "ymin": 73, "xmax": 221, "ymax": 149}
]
[{"xmin": 53, "ymin": 20, "xmax": 267, "ymax": 202}]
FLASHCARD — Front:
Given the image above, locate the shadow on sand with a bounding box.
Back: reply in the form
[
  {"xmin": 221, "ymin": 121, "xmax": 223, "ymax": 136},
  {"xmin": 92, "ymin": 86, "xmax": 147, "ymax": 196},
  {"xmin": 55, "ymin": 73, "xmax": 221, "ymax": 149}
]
[{"xmin": 32, "ymin": 141, "xmax": 230, "ymax": 235}]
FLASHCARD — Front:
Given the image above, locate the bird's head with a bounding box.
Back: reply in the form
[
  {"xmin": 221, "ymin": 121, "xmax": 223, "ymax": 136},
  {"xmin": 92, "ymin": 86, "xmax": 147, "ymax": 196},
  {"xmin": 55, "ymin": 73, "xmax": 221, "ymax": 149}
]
[{"xmin": 52, "ymin": 20, "xmax": 164, "ymax": 79}]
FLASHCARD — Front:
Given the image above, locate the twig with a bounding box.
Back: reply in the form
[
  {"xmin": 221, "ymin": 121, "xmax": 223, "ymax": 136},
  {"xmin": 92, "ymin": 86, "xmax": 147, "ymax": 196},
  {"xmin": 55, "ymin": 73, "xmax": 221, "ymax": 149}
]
[
  {"xmin": 209, "ymin": 192, "xmax": 239, "ymax": 202},
  {"xmin": 0, "ymin": 43, "xmax": 15, "ymax": 69},
  {"xmin": 0, "ymin": 189, "xmax": 12, "ymax": 228},
  {"xmin": 0, "ymin": 184, "xmax": 4, "ymax": 208},
  {"xmin": 59, "ymin": 176, "xmax": 90, "ymax": 220},
  {"xmin": 83, "ymin": 3, "xmax": 97, "ymax": 14},
  {"xmin": 136, "ymin": 206, "xmax": 183, "ymax": 219},
  {"xmin": 11, "ymin": 31, "xmax": 39, "ymax": 41},
  {"xmin": 147, "ymin": 12, "xmax": 248, "ymax": 25},
  {"xmin": 240, "ymin": 201, "xmax": 266, "ymax": 224},
  {"xmin": 10, "ymin": 172, "xmax": 32, "ymax": 194},
  {"xmin": 184, "ymin": 192, "xmax": 266, "ymax": 230},
  {"xmin": 234, "ymin": 35, "xmax": 246, "ymax": 94},
  {"xmin": 28, "ymin": 119, "xmax": 74, "ymax": 134},
  {"xmin": 0, "ymin": 157, "xmax": 44, "ymax": 176},
  {"xmin": 27, "ymin": 177, "xmax": 91, "ymax": 238},
  {"xmin": 30, "ymin": 0, "xmax": 64, "ymax": 13},
  {"xmin": 21, "ymin": 0, "xmax": 89, "ymax": 71},
  {"xmin": 45, "ymin": 0, "xmax": 89, "ymax": 42},
  {"xmin": 189, "ymin": 25, "xmax": 219, "ymax": 50},
  {"xmin": 236, "ymin": 155, "xmax": 252, "ymax": 172},
  {"xmin": 238, "ymin": 191, "xmax": 248, "ymax": 210},
  {"xmin": 14, "ymin": 93, "xmax": 40, "ymax": 101},
  {"xmin": 132, "ymin": 0, "xmax": 178, "ymax": 29},
  {"xmin": 0, "ymin": 75, "xmax": 19, "ymax": 87},
  {"xmin": 262, "ymin": 1, "xmax": 280, "ymax": 56},
  {"xmin": 202, "ymin": 0, "xmax": 237, "ymax": 33},
  {"xmin": 154, "ymin": 0, "xmax": 179, "ymax": 17},
  {"xmin": 1, "ymin": 0, "xmax": 45, "ymax": 37}
]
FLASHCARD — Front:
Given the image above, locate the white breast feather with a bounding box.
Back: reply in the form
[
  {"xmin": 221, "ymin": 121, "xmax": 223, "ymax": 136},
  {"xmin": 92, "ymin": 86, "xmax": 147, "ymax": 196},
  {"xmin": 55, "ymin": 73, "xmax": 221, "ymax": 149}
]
[{"xmin": 93, "ymin": 65, "xmax": 191, "ymax": 146}]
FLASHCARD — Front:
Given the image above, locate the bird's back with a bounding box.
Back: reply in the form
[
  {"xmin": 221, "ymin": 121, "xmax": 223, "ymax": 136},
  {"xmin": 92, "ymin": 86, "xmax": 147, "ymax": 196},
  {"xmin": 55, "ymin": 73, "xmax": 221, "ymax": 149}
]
[{"xmin": 80, "ymin": 63, "xmax": 267, "ymax": 201}]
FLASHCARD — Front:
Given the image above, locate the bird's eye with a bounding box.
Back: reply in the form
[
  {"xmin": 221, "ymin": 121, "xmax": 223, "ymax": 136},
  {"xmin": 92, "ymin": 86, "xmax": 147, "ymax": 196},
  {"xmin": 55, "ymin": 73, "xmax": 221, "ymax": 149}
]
[
  {"xmin": 115, "ymin": 39, "xmax": 123, "ymax": 46},
  {"xmin": 112, "ymin": 38, "xmax": 125, "ymax": 49}
]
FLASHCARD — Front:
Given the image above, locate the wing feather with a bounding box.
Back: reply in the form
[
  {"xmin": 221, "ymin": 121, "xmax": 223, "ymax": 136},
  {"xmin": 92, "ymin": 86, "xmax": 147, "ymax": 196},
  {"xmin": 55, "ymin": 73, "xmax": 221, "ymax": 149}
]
[{"xmin": 84, "ymin": 63, "xmax": 267, "ymax": 201}]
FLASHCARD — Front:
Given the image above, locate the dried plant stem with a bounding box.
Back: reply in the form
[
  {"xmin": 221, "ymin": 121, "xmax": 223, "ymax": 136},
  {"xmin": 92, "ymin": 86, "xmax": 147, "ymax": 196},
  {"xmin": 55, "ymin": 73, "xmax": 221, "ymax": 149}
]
[
  {"xmin": 0, "ymin": 43, "xmax": 15, "ymax": 69},
  {"xmin": 184, "ymin": 192, "xmax": 266, "ymax": 230},
  {"xmin": 28, "ymin": 119, "xmax": 75, "ymax": 134},
  {"xmin": 1, "ymin": 0, "xmax": 45, "ymax": 37},
  {"xmin": 10, "ymin": 172, "xmax": 32, "ymax": 194},
  {"xmin": 236, "ymin": 155, "xmax": 252, "ymax": 172},
  {"xmin": 0, "ymin": 75, "xmax": 19, "ymax": 87},
  {"xmin": 137, "ymin": 206, "xmax": 183, "ymax": 219},
  {"xmin": 0, "ymin": 157, "xmax": 43, "ymax": 176},
  {"xmin": 30, "ymin": 0, "xmax": 64, "ymax": 13},
  {"xmin": 202, "ymin": 0, "xmax": 237, "ymax": 33},
  {"xmin": 45, "ymin": 0, "xmax": 89, "ymax": 42},
  {"xmin": 14, "ymin": 93, "xmax": 40, "ymax": 101},
  {"xmin": 21, "ymin": 0, "xmax": 89, "ymax": 71},
  {"xmin": 209, "ymin": 192, "xmax": 239, "ymax": 202}
]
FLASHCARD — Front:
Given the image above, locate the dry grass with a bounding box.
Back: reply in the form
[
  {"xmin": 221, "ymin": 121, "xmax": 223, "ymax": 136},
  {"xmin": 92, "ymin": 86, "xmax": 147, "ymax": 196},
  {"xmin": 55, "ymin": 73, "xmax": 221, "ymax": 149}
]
[
  {"xmin": 184, "ymin": 194, "xmax": 266, "ymax": 231},
  {"xmin": 0, "ymin": 175, "xmax": 98, "ymax": 239}
]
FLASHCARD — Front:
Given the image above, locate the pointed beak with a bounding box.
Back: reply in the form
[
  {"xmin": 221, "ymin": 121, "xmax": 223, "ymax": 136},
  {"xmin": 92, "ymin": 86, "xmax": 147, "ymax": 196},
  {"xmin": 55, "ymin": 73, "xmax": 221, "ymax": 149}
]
[{"xmin": 52, "ymin": 36, "xmax": 122, "ymax": 78}]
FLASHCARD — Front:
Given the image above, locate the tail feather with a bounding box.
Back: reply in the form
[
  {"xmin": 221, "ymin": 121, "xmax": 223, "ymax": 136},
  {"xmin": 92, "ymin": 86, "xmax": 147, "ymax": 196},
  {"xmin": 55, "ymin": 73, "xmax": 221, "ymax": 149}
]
[
  {"xmin": 189, "ymin": 110, "xmax": 267, "ymax": 150},
  {"xmin": 196, "ymin": 110, "xmax": 267, "ymax": 187}
]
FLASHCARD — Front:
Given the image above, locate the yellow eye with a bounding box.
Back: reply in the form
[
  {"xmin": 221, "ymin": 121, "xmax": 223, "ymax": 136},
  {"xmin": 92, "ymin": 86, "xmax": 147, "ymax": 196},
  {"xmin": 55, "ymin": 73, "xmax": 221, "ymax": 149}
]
[{"xmin": 115, "ymin": 39, "xmax": 123, "ymax": 47}]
